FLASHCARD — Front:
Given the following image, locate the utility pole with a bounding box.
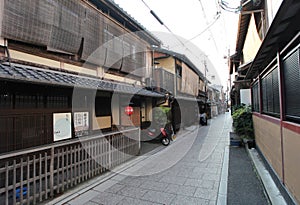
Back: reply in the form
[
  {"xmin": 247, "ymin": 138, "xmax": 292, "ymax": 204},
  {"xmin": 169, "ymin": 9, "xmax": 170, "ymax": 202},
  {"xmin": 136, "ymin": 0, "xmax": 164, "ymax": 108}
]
[{"xmin": 204, "ymin": 59, "xmax": 208, "ymax": 115}]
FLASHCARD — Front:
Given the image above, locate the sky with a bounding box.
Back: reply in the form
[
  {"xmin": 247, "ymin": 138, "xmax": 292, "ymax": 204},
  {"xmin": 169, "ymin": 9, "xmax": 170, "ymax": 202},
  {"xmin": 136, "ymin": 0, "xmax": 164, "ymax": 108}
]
[{"xmin": 113, "ymin": 0, "xmax": 241, "ymax": 89}]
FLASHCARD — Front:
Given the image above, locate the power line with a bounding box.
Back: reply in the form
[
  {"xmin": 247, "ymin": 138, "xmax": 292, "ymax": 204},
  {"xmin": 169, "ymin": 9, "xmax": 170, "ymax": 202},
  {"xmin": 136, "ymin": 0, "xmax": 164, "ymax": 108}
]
[
  {"xmin": 170, "ymin": 12, "xmax": 220, "ymax": 49},
  {"xmin": 140, "ymin": 0, "xmax": 151, "ymax": 10},
  {"xmin": 140, "ymin": 0, "xmax": 214, "ymax": 77},
  {"xmin": 140, "ymin": 0, "xmax": 186, "ymax": 47},
  {"xmin": 197, "ymin": 0, "xmax": 219, "ymax": 54},
  {"xmin": 218, "ymin": 0, "xmax": 248, "ymax": 13}
]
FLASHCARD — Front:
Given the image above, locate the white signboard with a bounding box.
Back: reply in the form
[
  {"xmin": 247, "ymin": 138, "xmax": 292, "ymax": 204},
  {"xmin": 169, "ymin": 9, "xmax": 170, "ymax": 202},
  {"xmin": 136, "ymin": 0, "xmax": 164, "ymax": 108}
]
[
  {"xmin": 74, "ymin": 112, "xmax": 89, "ymax": 132},
  {"xmin": 53, "ymin": 113, "xmax": 72, "ymax": 141},
  {"xmin": 240, "ymin": 89, "xmax": 251, "ymax": 105}
]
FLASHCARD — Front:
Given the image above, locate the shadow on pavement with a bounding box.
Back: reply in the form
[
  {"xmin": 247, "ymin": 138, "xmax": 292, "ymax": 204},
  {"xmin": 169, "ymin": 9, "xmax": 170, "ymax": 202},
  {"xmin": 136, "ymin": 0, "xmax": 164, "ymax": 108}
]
[{"xmin": 227, "ymin": 146, "xmax": 269, "ymax": 205}]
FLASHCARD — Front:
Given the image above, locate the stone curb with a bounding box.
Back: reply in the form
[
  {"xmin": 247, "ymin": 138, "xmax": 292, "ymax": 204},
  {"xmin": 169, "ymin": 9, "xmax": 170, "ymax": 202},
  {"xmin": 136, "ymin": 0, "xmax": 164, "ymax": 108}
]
[
  {"xmin": 216, "ymin": 145, "xmax": 229, "ymax": 205},
  {"xmin": 246, "ymin": 145, "xmax": 287, "ymax": 205}
]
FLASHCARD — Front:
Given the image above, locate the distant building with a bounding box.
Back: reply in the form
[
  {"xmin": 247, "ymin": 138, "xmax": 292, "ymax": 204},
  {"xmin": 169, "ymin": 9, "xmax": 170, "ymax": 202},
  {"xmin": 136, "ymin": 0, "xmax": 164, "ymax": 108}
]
[{"xmin": 152, "ymin": 48, "xmax": 207, "ymax": 129}]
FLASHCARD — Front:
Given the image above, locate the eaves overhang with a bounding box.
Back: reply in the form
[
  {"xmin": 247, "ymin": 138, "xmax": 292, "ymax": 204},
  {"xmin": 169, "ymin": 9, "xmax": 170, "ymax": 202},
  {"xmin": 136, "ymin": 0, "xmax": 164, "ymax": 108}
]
[
  {"xmin": 229, "ymin": 53, "xmax": 239, "ymax": 75},
  {"xmin": 153, "ymin": 48, "xmax": 205, "ymax": 80},
  {"xmin": 235, "ymin": 0, "xmax": 264, "ymax": 58},
  {"xmin": 246, "ymin": 0, "xmax": 300, "ymax": 79},
  {"xmin": 238, "ymin": 61, "xmax": 252, "ymax": 76},
  {"xmin": 0, "ymin": 63, "xmax": 165, "ymax": 98}
]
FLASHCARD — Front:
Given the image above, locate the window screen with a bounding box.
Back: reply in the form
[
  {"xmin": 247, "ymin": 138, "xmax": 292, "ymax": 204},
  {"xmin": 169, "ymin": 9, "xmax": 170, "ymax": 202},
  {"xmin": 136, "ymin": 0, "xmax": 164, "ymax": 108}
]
[
  {"xmin": 283, "ymin": 48, "xmax": 300, "ymax": 121},
  {"xmin": 261, "ymin": 66, "xmax": 280, "ymax": 117},
  {"xmin": 252, "ymin": 82, "xmax": 260, "ymax": 112}
]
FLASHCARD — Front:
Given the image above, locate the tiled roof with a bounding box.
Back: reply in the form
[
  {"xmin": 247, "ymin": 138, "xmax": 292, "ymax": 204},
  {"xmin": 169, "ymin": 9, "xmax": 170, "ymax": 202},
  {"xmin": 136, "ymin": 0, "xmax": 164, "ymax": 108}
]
[{"xmin": 0, "ymin": 63, "xmax": 164, "ymax": 98}]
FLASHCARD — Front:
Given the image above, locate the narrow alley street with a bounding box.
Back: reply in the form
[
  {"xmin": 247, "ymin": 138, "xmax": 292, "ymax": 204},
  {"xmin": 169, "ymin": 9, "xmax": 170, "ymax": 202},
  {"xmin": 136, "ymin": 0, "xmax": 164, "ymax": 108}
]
[
  {"xmin": 49, "ymin": 113, "xmax": 232, "ymax": 205},
  {"xmin": 1, "ymin": 1, "xmax": 299, "ymax": 204}
]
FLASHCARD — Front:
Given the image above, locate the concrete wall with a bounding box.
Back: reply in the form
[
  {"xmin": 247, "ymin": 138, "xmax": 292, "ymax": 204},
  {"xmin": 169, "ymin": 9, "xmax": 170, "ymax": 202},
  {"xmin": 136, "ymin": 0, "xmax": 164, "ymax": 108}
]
[
  {"xmin": 253, "ymin": 115, "xmax": 283, "ymax": 179},
  {"xmin": 283, "ymin": 125, "xmax": 300, "ymax": 204},
  {"xmin": 254, "ymin": 114, "xmax": 300, "ymax": 204}
]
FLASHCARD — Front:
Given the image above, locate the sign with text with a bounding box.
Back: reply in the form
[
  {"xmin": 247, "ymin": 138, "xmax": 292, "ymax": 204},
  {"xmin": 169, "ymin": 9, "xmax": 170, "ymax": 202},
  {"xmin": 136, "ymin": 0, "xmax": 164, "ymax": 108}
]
[
  {"xmin": 53, "ymin": 113, "xmax": 72, "ymax": 142},
  {"xmin": 74, "ymin": 112, "xmax": 89, "ymax": 132}
]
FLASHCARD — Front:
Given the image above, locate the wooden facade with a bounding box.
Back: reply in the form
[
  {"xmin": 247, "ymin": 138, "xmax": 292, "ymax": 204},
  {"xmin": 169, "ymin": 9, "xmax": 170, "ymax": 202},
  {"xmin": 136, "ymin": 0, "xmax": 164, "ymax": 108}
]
[
  {"xmin": 1, "ymin": 0, "xmax": 153, "ymax": 77},
  {"xmin": 0, "ymin": 0, "xmax": 164, "ymax": 204},
  {"xmin": 153, "ymin": 48, "xmax": 206, "ymax": 130}
]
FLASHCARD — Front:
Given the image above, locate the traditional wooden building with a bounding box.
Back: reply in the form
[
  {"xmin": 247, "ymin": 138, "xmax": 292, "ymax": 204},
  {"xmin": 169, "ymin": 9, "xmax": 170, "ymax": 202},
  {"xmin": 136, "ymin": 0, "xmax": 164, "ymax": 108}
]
[
  {"xmin": 228, "ymin": 0, "xmax": 265, "ymax": 109},
  {"xmin": 230, "ymin": 0, "xmax": 300, "ymax": 203},
  {"xmin": 152, "ymin": 48, "xmax": 207, "ymax": 130},
  {"xmin": 0, "ymin": 0, "xmax": 164, "ymax": 203},
  {"xmin": 207, "ymin": 85, "xmax": 225, "ymax": 118}
]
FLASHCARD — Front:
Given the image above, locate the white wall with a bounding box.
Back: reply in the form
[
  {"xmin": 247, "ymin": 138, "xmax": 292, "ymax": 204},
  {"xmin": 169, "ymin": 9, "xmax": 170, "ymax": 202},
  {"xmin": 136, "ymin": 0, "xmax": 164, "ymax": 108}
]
[
  {"xmin": 240, "ymin": 89, "xmax": 251, "ymax": 105},
  {"xmin": 267, "ymin": 0, "xmax": 283, "ymax": 26}
]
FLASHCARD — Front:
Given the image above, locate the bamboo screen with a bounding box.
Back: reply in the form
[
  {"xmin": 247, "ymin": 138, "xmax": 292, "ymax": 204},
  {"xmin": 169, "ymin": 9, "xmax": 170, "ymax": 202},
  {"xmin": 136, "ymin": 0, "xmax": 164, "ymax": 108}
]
[
  {"xmin": 121, "ymin": 34, "xmax": 147, "ymax": 77},
  {"xmin": 1, "ymin": 0, "xmax": 148, "ymax": 75},
  {"xmin": 81, "ymin": 6, "xmax": 105, "ymax": 66},
  {"xmin": 103, "ymin": 19, "xmax": 124, "ymax": 70},
  {"xmin": 48, "ymin": 0, "xmax": 83, "ymax": 54},
  {"xmin": 181, "ymin": 63, "xmax": 199, "ymax": 96},
  {"xmin": 2, "ymin": 0, "xmax": 55, "ymax": 46}
]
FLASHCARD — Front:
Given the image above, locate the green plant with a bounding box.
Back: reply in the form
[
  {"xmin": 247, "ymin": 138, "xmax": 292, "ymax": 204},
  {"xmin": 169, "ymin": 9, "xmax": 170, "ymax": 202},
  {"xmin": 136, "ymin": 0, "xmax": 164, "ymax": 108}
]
[
  {"xmin": 232, "ymin": 105, "xmax": 254, "ymax": 139},
  {"xmin": 153, "ymin": 106, "xmax": 171, "ymax": 126}
]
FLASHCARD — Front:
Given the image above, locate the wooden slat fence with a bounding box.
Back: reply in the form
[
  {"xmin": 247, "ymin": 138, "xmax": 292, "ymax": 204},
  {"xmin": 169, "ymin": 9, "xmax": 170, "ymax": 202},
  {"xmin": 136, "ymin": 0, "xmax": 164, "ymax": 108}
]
[{"xmin": 0, "ymin": 128, "xmax": 140, "ymax": 205}]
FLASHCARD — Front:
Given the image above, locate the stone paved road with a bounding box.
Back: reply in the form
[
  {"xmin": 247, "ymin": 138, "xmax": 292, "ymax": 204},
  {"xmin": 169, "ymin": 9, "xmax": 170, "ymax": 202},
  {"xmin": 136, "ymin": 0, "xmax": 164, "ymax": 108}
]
[{"xmin": 50, "ymin": 113, "xmax": 232, "ymax": 205}]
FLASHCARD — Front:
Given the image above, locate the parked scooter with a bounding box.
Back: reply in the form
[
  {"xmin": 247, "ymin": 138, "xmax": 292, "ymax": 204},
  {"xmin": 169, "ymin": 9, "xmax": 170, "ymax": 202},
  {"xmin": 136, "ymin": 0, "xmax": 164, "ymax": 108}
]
[
  {"xmin": 200, "ymin": 112, "xmax": 208, "ymax": 126},
  {"xmin": 146, "ymin": 124, "xmax": 173, "ymax": 146}
]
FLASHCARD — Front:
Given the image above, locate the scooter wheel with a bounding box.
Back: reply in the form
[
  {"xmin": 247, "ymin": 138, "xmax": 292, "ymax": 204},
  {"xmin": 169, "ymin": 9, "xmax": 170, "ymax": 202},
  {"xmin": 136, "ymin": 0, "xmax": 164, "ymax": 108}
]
[{"xmin": 161, "ymin": 138, "xmax": 170, "ymax": 146}]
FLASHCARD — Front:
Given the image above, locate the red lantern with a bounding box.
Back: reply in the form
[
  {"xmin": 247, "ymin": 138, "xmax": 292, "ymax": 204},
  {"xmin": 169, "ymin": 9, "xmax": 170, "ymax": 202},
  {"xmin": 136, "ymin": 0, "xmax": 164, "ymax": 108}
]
[{"xmin": 124, "ymin": 106, "xmax": 134, "ymax": 116}]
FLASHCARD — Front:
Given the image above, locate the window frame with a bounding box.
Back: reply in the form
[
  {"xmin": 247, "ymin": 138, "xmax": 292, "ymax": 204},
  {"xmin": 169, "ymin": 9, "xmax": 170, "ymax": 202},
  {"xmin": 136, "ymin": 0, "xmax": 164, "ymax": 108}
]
[
  {"xmin": 282, "ymin": 45, "xmax": 300, "ymax": 123},
  {"xmin": 261, "ymin": 65, "xmax": 280, "ymax": 118}
]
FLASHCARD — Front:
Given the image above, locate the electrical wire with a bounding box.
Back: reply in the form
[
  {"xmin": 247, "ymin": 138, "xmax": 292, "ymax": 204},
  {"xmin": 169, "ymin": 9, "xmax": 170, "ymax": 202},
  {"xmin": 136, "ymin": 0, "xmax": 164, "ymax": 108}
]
[
  {"xmin": 140, "ymin": 0, "xmax": 199, "ymax": 50},
  {"xmin": 219, "ymin": 0, "xmax": 242, "ymax": 13},
  {"xmin": 197, "ymin": 0, "xmax": 219, "ymax": 54},
  {"xmin": 140, "ymin": 0, "xmax": 218, "ymax": 77},
  {"xmin": 170, "ymin": 12, "xmax": 220, "ymax": 49},
  {"xmin": 140, "ymin": 0, "xmax": 186, "ymax": 47}
]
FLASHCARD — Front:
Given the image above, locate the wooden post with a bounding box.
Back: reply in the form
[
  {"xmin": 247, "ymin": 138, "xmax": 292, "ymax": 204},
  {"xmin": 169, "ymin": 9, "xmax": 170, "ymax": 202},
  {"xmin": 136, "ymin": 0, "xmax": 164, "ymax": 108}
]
[
  {"xmin": 50, "ymin": 147, "xmax": 54, "ymax": 198},
  {"xmin": 20, "ymin": 158, "xmax": 24, "ymax": 203},
  {"xmin": 13, "ymin": 160, "xmax": 16, "ymax": 205},
  {"xmin": 39, "ymin": 154, "xmax": 42, "ymax": 202},
  {"xmin": 27, "ymin": 156, "xmax": 30, "ymax": 205},
  {"xmin": 45, "ymin": 152, "xmax": 48, "ymax": 200},
  {"xmin": 5, "ymin": 162, "xmax": 8, "ymax": 205}
]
